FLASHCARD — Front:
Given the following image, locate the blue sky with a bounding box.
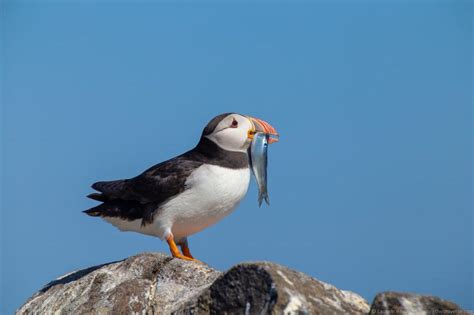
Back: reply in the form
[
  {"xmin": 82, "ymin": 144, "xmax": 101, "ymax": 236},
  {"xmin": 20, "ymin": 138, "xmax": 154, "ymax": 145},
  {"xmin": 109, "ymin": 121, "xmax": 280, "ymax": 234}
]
[{"xmin": 1, "ymin": 1, "xmax": 472, "ymax": 313}]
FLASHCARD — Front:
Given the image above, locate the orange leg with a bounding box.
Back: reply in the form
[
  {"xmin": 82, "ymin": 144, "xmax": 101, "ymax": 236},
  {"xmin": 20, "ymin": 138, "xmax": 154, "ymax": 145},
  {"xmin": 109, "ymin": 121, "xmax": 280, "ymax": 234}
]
[
  {"xmin": 179, "ymin": 240, "xmax": 194, "ymax": 259},
  {"xmin": 166, "ymin": 235, "xmax": 200, "ymax": 262}
]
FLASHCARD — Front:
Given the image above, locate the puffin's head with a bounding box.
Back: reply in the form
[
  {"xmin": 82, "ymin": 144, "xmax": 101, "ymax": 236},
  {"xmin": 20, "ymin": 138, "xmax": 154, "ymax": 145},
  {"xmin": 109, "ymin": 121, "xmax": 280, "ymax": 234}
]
[{"xmin": 202, "ymin": 113, "xmax": 278, "ymax": 152}]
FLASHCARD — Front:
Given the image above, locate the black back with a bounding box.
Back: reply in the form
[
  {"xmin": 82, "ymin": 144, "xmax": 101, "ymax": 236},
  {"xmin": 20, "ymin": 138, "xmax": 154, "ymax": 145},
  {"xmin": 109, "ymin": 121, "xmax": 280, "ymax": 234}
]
[{"xmin": 84, "ymin": 132, "xmax": 248, "ymax": 225}]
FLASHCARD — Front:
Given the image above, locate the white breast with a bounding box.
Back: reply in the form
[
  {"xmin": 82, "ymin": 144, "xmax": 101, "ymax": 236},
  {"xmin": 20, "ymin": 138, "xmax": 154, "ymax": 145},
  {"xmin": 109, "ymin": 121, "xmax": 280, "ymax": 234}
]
[
  {"xmin": 105, "ymin": 164, "xmax": 250, "ymax": 241},
  {"xmin": 161, "ymin": 164, "xmax": 250, "ymax": 240}
]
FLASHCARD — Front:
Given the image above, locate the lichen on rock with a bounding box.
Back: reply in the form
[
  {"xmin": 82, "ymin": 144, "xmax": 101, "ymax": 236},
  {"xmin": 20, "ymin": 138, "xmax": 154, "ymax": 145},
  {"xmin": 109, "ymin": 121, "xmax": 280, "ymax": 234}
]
[{"xmin": 16, "ymin": 252, "xmax": 467, "ymax": 315}]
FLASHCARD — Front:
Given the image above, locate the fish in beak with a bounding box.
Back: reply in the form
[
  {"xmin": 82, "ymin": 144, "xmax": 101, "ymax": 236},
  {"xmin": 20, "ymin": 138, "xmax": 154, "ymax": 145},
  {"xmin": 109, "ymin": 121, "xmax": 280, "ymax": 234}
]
[
  {"xmin": 246, "ymin": 116, "xmax": 279, "ymax": 144},
  {"xmin": 246, "ymin": 116, "xmax": 279, "ymax": 207},
  {"xmin": 249, "ymin": 132, "xmax": 270, "ymax": 206}
]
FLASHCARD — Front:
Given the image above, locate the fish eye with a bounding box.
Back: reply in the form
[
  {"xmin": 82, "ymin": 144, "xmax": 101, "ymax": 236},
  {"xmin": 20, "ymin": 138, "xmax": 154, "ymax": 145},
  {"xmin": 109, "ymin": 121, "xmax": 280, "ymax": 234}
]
[{"xmin": 230, "ymin": 118, "xmax": 238, "ymax": 128}]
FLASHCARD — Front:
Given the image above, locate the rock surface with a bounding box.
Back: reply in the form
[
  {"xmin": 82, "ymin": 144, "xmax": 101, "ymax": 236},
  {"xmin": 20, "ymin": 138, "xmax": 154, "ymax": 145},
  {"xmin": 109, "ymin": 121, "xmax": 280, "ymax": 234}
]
[
  {"xmin": 177, "ymin": 262, "xmax": 370, "ymax": 314},
  {"xmin": 17, "ymin": 253, "xmax": 220, "ymax": 314},
  {"xmin": 17, "ymin": 252, "xmax": 467, "ymax": 315},
  {"xmin": 369, "ymin": 292, "xmax": 469, "ymax": 315},
  {"xmin": 17, "ymin": 252, "xmax": 369, "ymax": 314}
]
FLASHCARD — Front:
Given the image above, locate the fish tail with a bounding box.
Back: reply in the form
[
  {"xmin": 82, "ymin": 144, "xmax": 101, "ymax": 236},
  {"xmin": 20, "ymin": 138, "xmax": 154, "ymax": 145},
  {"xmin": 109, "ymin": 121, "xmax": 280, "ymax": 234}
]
[
  {"xmin": 258, "ymin": 190, "xmax": 270, "ymax": 207},
  {"xmin": 264, "ymin": 194, "xmax": 270, "ymax": 206}
]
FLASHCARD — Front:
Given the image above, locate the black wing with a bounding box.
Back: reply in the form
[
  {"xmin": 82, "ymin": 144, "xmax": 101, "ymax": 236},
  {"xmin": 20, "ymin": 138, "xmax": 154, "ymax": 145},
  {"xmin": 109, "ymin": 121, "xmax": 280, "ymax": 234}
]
[{"xmin": 84, "ymin": 154, "xmax": 203, "ymax": 224}]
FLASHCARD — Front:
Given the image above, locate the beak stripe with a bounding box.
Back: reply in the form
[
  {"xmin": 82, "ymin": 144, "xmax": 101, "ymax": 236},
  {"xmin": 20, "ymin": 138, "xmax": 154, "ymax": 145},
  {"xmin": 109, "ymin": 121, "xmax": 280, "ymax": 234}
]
[{"xmin": 247, "ymin": 116, "xmax": 279, "ymax": 143}]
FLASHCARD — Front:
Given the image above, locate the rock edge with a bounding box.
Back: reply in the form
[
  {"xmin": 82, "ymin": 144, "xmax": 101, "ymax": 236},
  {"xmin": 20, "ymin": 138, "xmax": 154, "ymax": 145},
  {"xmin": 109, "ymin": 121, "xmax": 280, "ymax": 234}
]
[{"xmin": 17, "ymin": 252, "xmax": 466, "ymax": 315}]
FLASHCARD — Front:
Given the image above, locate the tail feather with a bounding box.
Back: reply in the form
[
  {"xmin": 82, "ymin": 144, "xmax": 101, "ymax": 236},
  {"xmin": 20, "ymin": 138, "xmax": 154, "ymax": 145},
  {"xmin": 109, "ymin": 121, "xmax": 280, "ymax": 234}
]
[
  {"xmin": 91, "ymin": 180, "xmax": 128, "ymax": 199},
  {"xmin": 92, "ymin": 180, "xmax": 127, "ymax": 193},
  {"xmin": 83, "ymin": 200, "xmax": 146, "ymax": 221},
  {"xmin": 87, "ymin": 193, "xmax": 109, "ymax": 202},
  {"xmin": 83, "ymin": 207, "xmax": 102, "ymax": 217}
]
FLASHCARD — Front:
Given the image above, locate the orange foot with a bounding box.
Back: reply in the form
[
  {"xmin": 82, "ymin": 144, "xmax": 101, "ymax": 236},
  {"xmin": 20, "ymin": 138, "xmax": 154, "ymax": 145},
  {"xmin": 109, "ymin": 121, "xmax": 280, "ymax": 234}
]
[{"xmin": 166, "ymin": 235, "xmax": 202, "ymax": 263}]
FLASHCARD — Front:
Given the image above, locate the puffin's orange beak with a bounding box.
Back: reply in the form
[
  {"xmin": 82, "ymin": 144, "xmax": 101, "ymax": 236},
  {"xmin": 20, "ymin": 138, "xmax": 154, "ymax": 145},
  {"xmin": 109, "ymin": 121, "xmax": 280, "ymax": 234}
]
[{"xmin": 246, "ymin": 116, "xmax": 279, "ymax": 144}]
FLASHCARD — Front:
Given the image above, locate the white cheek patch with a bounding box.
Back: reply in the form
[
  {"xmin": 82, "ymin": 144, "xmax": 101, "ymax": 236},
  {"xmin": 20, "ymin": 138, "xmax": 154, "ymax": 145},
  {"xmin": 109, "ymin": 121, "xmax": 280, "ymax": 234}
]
[
  {"xmin": 204, "ymin": 114, "xmax": 254, "ymax": 152},
  {"xmin": 206, "ymin": 128, "xmax": 248, "ymax": 152},
  {"xmin": 212, "ymin": 118, "xmax": 233, "ymax": 134}
]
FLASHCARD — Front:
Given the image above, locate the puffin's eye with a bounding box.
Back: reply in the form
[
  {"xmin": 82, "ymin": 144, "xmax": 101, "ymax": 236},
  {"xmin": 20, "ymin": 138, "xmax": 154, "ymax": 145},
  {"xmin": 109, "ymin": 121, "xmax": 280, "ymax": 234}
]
[{"xmin": 230, "ymin": 118, "xmax": 238, "ymax": 128}]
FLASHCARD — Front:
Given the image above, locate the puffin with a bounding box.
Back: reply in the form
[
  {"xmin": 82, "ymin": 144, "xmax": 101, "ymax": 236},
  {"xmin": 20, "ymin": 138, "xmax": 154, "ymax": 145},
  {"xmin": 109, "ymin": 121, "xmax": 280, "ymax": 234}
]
[{"xmin": 84, "ymin": 113, "xmax": 278, "ymax": 262}]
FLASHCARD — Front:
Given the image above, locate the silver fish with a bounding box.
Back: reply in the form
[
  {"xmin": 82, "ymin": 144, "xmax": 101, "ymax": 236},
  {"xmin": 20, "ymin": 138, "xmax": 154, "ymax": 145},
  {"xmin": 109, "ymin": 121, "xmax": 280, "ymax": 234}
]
[{"xmin": 249, "ymin": 132, "xmax": 270, "ymax": 206}]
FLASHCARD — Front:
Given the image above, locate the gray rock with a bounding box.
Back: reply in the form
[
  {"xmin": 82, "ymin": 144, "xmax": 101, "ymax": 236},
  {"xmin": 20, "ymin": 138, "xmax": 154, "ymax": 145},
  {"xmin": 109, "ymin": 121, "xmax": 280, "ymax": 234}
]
[
  {"xmin": 178, "ymin": 262, "xmax": 370, "ymax": 315},
  {"xmin": 369, "ymin": 292, "xmax": 468, "ymax": 315},
  {"xmin": 17, "ymin": 253, "xmax": 221, "ymax": 315},
  {"xmin": 17, "ymin": 252, "xmax": 370, "ymax": 315}
]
